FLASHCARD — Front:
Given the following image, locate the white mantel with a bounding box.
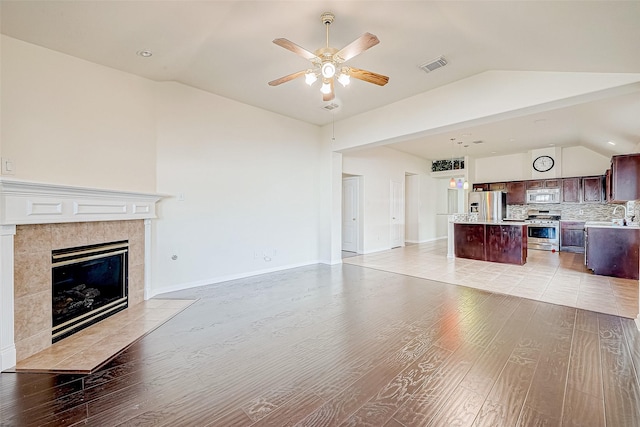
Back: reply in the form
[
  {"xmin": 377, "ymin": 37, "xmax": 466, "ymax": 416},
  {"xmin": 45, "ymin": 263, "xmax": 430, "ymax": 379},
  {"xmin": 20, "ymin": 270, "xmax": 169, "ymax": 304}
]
[{"xmin": 0, "ymin": 178, "xmax": 163, "ymax": 371}]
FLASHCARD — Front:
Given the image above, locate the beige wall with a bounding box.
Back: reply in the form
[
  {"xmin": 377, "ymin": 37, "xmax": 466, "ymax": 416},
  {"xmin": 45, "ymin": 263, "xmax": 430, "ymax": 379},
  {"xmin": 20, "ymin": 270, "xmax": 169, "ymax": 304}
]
[{"xmin": 1, "ymin": 36, "xmax": 157, "ymax": 192}]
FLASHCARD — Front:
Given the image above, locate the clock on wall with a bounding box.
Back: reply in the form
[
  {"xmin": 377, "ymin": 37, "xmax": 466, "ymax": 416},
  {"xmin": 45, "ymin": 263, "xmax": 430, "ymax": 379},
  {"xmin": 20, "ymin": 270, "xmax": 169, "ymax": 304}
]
[{"xmin": 533, "ymin": 155, "xmax": 555, "ymax": 172}]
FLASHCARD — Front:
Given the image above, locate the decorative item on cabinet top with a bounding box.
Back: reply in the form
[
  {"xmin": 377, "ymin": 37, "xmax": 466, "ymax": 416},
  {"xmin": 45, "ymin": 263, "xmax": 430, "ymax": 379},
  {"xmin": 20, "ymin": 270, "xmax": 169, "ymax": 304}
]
[{"xmin": 432, "ymin": 158, "xmax": 464, "ymax": 172}]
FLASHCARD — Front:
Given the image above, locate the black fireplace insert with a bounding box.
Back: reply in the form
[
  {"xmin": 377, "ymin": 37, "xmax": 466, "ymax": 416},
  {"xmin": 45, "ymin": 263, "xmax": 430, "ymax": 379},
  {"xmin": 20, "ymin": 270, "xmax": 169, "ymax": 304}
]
[{"xmin": 52, "ymin": 240, "xmax": 128, "ymax": 343}]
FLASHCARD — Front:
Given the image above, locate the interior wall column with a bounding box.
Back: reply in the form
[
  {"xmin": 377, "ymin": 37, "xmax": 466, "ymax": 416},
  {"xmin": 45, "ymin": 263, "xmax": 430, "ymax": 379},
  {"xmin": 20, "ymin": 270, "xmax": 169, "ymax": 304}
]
[{"xmin": 0, "ymin": 225, "xmax": 17, "ymax": 371}]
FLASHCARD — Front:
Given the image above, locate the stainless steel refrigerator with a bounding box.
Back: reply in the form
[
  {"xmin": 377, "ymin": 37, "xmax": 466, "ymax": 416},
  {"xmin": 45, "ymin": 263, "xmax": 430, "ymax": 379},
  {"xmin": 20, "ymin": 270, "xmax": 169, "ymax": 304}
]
[{"xmin": 468, "ymin": 191, "xmax": 506, "ymax": 222}]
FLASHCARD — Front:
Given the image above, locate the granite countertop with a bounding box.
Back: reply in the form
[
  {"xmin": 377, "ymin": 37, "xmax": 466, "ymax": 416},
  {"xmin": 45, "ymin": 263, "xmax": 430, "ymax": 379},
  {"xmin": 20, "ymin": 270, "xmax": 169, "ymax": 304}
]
[{"xmin": 585, "ymin": 220, "xmax": 640, "ymax": 229}]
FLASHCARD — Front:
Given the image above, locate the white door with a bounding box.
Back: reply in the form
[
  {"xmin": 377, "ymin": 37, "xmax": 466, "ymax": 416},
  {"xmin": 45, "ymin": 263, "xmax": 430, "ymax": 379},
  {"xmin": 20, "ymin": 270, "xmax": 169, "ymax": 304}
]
[
  {"xmin": 342, "ymin": 177, "xmax": 359, "ymax": 252},
  {"xmin": 390, "ymin": 180, "xmax": 403, "ymax": 248}
]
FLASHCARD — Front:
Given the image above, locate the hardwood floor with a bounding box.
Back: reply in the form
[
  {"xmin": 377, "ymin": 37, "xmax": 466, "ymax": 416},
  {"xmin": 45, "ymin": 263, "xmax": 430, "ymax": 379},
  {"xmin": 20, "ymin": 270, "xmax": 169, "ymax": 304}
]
[{"xmin": 2, "ymin": 263, "xmax": 640, "ymax": 426}]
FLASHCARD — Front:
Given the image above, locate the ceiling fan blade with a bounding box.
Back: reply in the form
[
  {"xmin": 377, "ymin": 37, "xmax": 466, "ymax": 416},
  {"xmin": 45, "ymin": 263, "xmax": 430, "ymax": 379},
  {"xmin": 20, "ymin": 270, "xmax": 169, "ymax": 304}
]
[
  {"xmin": 323, "ymin": 79, "xmax": 335, "ymax": 102},
  {"xmin": 349, "ymin": 67, "xmax": 389, "ymax": 86},
  {"xmin": 273, "ymin": 38, "xmax": 319, "ymax": 61},
  {"xmin": 334, "ymin": 33, "xmax": 380, "ymax": 62},
  {"xmin": 268, "ymin": 70, "xmax": 307, "ymax": 86}
]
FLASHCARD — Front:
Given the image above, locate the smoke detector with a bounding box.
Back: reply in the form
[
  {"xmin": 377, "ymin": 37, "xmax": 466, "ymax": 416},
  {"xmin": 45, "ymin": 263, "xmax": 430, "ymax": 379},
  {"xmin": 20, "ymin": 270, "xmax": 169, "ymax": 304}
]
[{"xmin": 419, "ymin": 56, "xmax": 448, "ymax": 73}]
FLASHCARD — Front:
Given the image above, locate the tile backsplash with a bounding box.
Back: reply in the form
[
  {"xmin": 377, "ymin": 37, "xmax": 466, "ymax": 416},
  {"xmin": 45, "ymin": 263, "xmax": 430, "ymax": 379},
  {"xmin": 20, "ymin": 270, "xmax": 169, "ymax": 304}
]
[{"xmin": 507, "ymin": 201, "xmax": 639, "ymax": 223}]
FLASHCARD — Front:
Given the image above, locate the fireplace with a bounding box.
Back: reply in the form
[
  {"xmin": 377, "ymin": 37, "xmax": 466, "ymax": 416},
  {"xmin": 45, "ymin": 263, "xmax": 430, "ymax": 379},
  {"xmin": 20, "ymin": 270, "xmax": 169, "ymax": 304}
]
[{"xmin": 52, "ymin": 240, "xmax": 129, "ymax": 343}]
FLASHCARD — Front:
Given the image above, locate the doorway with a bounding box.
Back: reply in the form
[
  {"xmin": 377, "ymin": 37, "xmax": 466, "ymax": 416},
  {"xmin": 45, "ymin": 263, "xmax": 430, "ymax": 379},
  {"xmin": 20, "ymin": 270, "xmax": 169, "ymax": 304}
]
[{"xmin": 342, "ymin": 176, "xmax": 360, "ymax": 253}]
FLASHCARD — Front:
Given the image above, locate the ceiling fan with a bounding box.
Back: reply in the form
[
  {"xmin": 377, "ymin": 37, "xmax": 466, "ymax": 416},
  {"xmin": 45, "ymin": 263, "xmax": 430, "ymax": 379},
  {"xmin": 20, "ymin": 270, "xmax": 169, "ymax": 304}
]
[{"xmin": 268, "ymin": 12, "xmax": 389, "ymax": 102}]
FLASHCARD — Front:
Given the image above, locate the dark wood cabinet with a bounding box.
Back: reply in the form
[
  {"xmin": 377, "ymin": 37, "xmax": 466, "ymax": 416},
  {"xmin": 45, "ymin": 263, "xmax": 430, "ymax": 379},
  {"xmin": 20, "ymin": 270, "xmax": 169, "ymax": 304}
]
[
  {"xmin": 506, "ymin": 181, "xmax": 526, "ymax": 204},
  {"xmin": 527, "ymin": 179, "xmax": 560, "ymax": 189},
  {"xmin": 454, "ymin": 223, "xmax": 485, "ymax": 260},
  {"xmin": 582, "ymin": 176, "xmax": 604, "ymax": 203},
  {"xmin": 489, "ymin": 182, "xmax": 507, "ymax": 191},
  {"xmin": 586, "ymin": 226, "xmax": 640, "ymax": 279},
  {"xmin": 611, "ymin": 154, "xmax": 640, "ymax": 202},
  {"xmin": 562, "ymin": 178, "xmax": 580, "ymax": 203},
  {"xmin": 486, "ymin": 224, "xmax": 527, "ymax": 265},
  {"xmin": 455, "ymin": 223, "xmax": 527, "ymax": 265},
  {"xmin": 560, "ymin": 221, "xmax": 585, "ymax": 253},
  {"xmin": 605, "ymin": 169, "xmax": 612, "ymax": 202},
  {"xmin": 472, "ymin": 183, "xmax": 489, "ymax": 192}
]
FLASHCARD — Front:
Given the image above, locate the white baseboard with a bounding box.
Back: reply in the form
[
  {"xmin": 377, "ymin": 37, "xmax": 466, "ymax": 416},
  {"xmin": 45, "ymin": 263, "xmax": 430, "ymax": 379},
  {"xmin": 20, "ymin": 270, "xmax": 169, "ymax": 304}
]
[{"xmin": 149, "ymin": 260, "xmax": 323, "ymax": 298}]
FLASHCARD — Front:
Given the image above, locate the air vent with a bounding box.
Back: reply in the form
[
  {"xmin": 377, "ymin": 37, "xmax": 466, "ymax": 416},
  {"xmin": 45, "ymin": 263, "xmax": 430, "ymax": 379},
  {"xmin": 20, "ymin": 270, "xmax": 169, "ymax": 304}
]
[
  {"xmin": 322, "ymin": 102, "xmax": 340, "ymax": 111},
  {"xmin": 419, "ymin": 56, "xmax": 448, "ymax": 73}
]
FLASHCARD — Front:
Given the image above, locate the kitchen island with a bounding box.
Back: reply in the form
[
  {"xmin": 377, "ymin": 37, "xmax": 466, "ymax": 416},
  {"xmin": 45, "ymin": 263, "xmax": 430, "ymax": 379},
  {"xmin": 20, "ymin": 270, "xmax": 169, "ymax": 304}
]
[
  {"xmin": 454, "ymin": 221, "xmax": 528, "ymax": 265},
  {"xmin": 585, "ymin": 221, "xmax": 640, "ymax": 279}
]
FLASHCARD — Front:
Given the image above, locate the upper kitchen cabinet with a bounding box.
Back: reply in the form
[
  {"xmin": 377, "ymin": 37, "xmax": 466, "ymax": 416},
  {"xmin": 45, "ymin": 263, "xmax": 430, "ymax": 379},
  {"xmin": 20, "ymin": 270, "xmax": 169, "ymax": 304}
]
[
  {"xmin": 562, "ymin": 178, "xmax": 580, "ymax": 203},
  {"xmin": 610, "ymin": 154, "xmax": 640, "ymax": 202},
  {"xmin": 489, "ymin": 182, "xmax": 507, "ymax": 191},
  {"xmin": 582, "ymin": 176, "xmax": 604, "ymax": 203},
  {"xmin": 527, "ymin": 179, "xmax": 560, "ymax": 189},
  {"xmin": 506, "ymin": 181, "xmax": 526, "ymax": 204},
  {"xmin": 472, "ymin": 183, "xmax": 489, "ymax": 192}
]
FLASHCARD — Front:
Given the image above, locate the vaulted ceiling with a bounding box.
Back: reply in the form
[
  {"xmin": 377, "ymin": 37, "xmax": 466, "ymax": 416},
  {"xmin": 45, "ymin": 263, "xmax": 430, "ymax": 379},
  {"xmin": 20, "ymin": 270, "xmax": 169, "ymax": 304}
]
[{"xmin": 2, "ymin": 1, "xmax": 640, "ymax": 160}]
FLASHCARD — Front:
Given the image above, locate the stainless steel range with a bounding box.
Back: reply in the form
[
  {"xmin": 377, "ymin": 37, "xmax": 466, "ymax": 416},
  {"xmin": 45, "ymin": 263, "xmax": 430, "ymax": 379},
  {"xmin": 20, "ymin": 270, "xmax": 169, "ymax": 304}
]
[{"xmin": 526, "ymin": 209, "xmax": 561, "ymax": 252}]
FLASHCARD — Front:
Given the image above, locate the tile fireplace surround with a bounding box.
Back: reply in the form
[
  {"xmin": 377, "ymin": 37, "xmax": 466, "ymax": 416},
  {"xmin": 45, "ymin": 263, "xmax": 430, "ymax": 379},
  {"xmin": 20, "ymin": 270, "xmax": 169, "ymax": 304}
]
[{"xmin": 0, "ymin": 178, "xmax": 162, "ymax": 371}]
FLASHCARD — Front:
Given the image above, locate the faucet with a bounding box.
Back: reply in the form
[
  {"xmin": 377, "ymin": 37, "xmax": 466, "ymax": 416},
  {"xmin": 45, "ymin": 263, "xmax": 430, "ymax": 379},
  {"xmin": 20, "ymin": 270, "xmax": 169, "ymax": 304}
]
[{"xmin": 613, "ymin": 205, "xmax": 628, "ymax": 225}]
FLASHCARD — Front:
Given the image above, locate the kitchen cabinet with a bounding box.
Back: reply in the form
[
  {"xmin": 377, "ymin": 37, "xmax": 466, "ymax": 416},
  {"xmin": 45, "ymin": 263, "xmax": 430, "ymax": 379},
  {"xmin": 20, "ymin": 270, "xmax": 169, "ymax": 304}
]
[
  {"xmin": 472, "ymin": 183, "xmax": 489, "ymax": 192},
  {"xmin": 486, "ymin": 224, "xmax": 527, "ymax": 265},
  {"xmin": 582, "ymin": 176, "xmax": 604, "ymax": 203},
  {"xmin": 560, "ymin": 221, "xmax": 585, "ymax": 253},
  {"xmin": 611, "ymin": 154, "xmax": 640, "ymax": 202},
  {"xmin": 527, "ymin": 179, "xmax": 560, "ymax": 189},
  {"xmin": 489, "ymin": 182, "xmax": 507, "ymax": 191},
  {"xmin": 506, "ymin": 181, "xmax": 526, "ymax": 204},
  {"xmin": 454, "ymin": 223, "xmax": 527, "ymax": 265},
  {"xmin": 605, "ymin": 169, "xmax": 612, "ymax": 202},
  {"xmin": 562, "ymin": 178, "xmax": 580, "ymax": 203},
  {"xmin": 586, "ymin": 226, "xmax": 640, "ymax": 279},
  {"xmin": 454, "ymin": 223, "xmax": 485, "ymax": 260}
]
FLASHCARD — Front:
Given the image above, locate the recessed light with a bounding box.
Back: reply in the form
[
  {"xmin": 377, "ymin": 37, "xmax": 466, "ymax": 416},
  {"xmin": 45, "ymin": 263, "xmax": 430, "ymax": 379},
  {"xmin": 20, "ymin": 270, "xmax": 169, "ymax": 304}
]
[
  {"xmin": 549, "ymin": 143, "xmax": 555, "ymax": 146},
  {"xmin": 534, "ymin": 119, "xmax": 546, "ymax": 124},
  {"xmin": 608, "ymin": 141, "xmax": 616, "ymax": 146},
  {"xmin": 136, "ymin": 50, "xmax": 153, "ymax": 58},
  {"xmin": 472, "ymin": 140, "xmax": 483, "ymax": 144}
]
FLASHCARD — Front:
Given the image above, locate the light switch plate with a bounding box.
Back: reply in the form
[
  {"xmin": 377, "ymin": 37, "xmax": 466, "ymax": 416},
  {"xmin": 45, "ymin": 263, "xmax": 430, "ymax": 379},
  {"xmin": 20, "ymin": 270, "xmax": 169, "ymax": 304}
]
[{"xmin": 1, "ymin": 158, "xmax": 15, "ymax": 175}]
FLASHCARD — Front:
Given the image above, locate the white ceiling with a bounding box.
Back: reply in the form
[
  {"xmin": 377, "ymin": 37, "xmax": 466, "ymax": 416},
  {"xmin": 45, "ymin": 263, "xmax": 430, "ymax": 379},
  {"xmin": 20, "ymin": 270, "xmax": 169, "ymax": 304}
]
[{"xmin": 2, "ymin": 1, "xmax": 640, "ymax": 160}]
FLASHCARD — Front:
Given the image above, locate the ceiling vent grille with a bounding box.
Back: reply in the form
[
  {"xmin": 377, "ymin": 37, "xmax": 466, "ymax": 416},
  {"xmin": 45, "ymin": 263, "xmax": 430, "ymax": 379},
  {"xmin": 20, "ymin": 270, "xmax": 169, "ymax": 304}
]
[
  {"xmin": 322, "ymin": 102, "xmax": 340, "ymax": 111},
  {"xmin": 419, "ymin": 56, "xmax": 448, "ymax": 73}
]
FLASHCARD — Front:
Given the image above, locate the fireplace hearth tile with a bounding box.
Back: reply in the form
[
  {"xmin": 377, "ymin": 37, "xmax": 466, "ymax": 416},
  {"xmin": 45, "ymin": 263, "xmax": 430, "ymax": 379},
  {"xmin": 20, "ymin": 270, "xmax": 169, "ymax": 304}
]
[{"xmin": 6, "ymin": 298, "xmax": 196, "ymax": 374}]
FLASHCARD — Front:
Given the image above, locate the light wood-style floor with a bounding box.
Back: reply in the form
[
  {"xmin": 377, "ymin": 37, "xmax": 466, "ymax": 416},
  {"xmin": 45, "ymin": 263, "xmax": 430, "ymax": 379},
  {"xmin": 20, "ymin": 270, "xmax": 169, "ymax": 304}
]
[
  {"xmin": 1, "ymin": 255, "xmax": 640, "ymax": 426},
  {"xmin": 344, "ymin": 240, "xmax": 639, "ymax": 318}
]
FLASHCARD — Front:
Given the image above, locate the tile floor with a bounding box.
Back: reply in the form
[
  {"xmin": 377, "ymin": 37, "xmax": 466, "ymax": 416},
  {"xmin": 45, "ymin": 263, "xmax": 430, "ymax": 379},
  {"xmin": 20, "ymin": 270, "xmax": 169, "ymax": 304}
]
[
  {"xmin": 343, "ymin": 239, "xmax": 639, "ymax": 319},
  {"xmin": 8, "ymin": 298, "xmax": 195, "ymax": 373}
]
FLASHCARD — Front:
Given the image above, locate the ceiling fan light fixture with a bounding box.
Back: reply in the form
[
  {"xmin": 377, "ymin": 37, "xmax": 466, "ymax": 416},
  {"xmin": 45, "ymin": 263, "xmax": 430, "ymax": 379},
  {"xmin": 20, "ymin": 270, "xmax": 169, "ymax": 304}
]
[
  {"xmin": 305, "ymin": 71, "xmax": 318, "ymax": 86},
  {"xmin": 320, "ymin": 80, "xmax": 332, "ymax": 94},
  {"xmin": 337, "ymin": 71, "xmax": 350, "ymax": 87},
  {"xmin": 321, "ymin": 62, "xmax": 336, "ymax": 78}
]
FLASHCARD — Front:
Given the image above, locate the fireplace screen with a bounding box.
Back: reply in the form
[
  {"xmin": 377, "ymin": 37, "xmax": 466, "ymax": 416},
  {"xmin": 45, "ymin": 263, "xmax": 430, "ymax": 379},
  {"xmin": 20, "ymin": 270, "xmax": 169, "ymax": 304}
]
[{"xmin": 52, "ymin": 240, "xmax": 128, "ymax": 343}]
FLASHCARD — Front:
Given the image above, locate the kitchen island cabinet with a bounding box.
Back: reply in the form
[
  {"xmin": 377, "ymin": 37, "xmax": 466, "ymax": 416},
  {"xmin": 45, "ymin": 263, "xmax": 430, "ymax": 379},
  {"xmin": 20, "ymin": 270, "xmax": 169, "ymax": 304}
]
[
  {"xmin": 454, "ymin": 222, "xmax": 527, "ymax": 265},
  {"xmin": 560, "ymin": 221, "xmax": 585, "ymax": 253},
  {"xmin": 585, "ymin": 224, "xmax": 639, "ymax": 279}
]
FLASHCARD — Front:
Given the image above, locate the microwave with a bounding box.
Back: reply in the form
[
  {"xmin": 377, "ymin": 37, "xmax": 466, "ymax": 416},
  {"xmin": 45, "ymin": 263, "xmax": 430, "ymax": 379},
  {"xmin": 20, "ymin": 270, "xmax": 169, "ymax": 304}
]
[{"xmin": 526, "ymin": 188, "xmax": 561, "ymax": 204}]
